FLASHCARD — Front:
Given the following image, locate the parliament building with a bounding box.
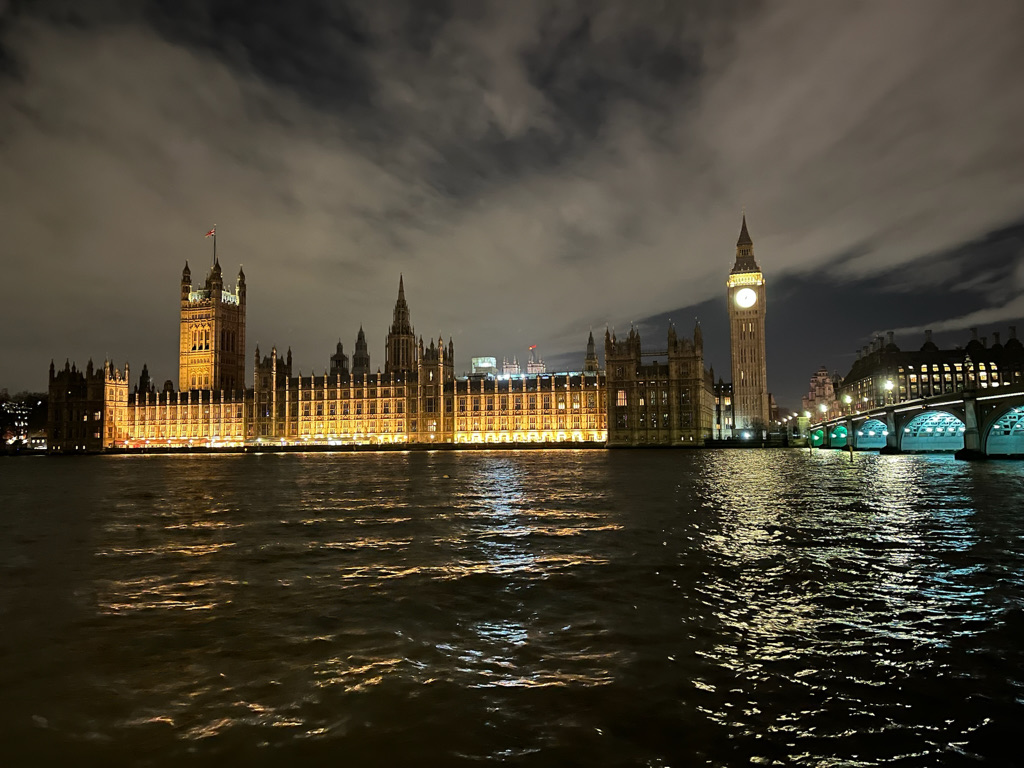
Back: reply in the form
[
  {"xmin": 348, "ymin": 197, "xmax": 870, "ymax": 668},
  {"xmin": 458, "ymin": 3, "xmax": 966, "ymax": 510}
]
[{"xmin": 48, "ymin": 218, "xmax": 765, "ymax": 452}]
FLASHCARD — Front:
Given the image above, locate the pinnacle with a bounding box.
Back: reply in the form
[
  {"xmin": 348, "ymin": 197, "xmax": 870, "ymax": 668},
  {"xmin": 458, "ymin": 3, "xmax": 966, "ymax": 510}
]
[{"xmin": 737, "ymin": 214, "xmax": 753, "ymax": 247}]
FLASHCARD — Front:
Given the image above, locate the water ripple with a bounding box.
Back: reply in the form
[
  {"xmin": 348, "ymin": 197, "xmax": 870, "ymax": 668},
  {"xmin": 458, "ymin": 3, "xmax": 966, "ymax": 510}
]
[{"xmin": 0, "ymin": 450, "xmax": 1022, "ymax": 765}]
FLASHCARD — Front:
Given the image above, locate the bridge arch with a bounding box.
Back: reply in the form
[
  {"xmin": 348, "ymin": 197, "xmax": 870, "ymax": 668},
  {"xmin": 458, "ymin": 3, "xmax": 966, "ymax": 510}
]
[
  {"xmin": 899, "ymin": 410, "xmax": 965, "ymax": 452},
  {"xmin": 984, "ymin": 405, "xmax": 1024, "ymax": 456},
  {"xmin": 828, "ymin": 424, "xmax": 849, "ymax": 448},
  {"xmin": 810, "ymin": 427, "xmax": 826, "ymax": 447},
  {"xmin": 853, "ymin": 418, "xmax": 888, "ymax": 450}
]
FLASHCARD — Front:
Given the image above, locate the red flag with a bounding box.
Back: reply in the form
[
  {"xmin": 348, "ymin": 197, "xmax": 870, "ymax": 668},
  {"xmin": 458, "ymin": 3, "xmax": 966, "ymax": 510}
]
[{"xmin": 205, "ymin": 227, "xmax": 216, "ymax": 238}]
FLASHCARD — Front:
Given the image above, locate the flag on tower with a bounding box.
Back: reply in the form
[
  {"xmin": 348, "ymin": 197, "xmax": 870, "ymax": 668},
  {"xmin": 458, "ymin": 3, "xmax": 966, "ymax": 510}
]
[{"xmin": 205, "ymin": 227, "xmax": 216, "ymax": 238}]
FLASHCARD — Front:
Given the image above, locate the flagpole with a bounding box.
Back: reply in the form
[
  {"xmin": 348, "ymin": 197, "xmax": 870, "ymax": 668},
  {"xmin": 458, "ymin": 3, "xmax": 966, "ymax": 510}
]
[{"xmin": 213, "ymin": 227, "xmax": 217, "ymax": 266}]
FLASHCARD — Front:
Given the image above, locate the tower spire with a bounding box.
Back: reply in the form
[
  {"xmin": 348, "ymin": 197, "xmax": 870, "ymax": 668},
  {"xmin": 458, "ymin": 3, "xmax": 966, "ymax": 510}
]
[
  {"xmin": 386, "ymin": 274, "xmax": 415, "ymax": 374},
  {"xmin": 737, "ymin": 214, "xmax": 752, "ymax": 247},
  {"xmin": 731, "ymin": 213, "xmax": 759, "ymax": 273}
]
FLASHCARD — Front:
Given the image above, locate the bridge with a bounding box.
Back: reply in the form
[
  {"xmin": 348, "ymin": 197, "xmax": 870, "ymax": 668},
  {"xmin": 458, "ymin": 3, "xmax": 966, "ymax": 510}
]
[{"xmin": 809, "ymin": 384, "xmax": 1024, "ymax": 459}]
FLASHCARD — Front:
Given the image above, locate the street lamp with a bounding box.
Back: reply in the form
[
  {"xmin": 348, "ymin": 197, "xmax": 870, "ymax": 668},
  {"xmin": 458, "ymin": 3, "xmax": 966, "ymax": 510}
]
[
  {"xmin": 843, "ymin": 394, "xmax": 852, "ymax": 414},
  {"xmin": 884, "ymin": 379, "xmax": 894, "ymax": 405},
  {"xmin": 818, "ymin": 402, "xmax": 827, "ymax": 447}
]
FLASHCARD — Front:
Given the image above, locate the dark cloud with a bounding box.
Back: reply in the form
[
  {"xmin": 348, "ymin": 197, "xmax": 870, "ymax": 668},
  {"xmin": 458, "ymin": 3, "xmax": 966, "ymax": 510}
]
[{"xmin": 1, "ymin": 0, "xmax": 1023, "ymax": 408}]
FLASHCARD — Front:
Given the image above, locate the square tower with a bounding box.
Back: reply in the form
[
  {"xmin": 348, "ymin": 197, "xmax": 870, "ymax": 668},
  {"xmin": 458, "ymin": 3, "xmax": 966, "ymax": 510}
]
[
  {"xmin": 727, "ymin": 215, "xmax": 769, "ymax": 432},
  {"xmin": 179, "ymin": 259, "xmax": 246, "ymax": 392}
]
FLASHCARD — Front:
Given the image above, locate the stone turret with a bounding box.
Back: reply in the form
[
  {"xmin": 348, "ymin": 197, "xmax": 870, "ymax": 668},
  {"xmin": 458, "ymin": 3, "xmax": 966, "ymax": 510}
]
[
  {"xmin": 584, "ymin": 330, "xmax": 599, "ymax": 372},
  {"xmin": 352, "ymin": 327, "xmax": 370, "ymax": 377},
  {"xmin": 330, "ymin": 340, "xmax": 349, "ymax": 378},
  {"xmin": 181, "ymin": 261, "xmax": 191, "ymax": 302}
]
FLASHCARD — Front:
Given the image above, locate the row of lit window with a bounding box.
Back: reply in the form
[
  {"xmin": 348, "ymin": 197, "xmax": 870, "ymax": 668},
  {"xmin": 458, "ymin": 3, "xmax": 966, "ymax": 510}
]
[{"xmin": 457, "ymin": 394, "xmax": 598, "ymax": 411}]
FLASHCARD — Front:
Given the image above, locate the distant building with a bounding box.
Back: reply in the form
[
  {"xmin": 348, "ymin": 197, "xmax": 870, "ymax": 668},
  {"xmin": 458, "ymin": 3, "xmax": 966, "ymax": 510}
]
[
  {"xmin": 801, "ymin": 366, "xmax": 843, "ymax": 420},
  {"xmin": 604, "ymin": 322, "xmax": 714, "ymax": 446},
  {"xmin": 50, "ymin": 275, "xmax": 605, "ymax": 450},
  {"xmin": 837, "ymin": 327, "xmax": 1024, "ymax": 408},
  {"xmin": 526, "ymin": 346, "xmax": 546, "ymax": 374},
  {"xmin": 47, "ymin": 358, "xmax": 128, "ymax": 453},
  {"xmin": 471, "ymin": 357, "xmax": 498, "ymax": 376},
  {"xmin": 47, "ymin": 221, "xmax": 764, "ymax": 452}
]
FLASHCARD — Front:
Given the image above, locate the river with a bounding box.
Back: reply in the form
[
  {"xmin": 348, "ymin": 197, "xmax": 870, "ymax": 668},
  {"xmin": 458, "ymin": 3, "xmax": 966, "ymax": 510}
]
[{"xmin": 1, "ymin": 449, "xmax": 1022, "ymax": 766}]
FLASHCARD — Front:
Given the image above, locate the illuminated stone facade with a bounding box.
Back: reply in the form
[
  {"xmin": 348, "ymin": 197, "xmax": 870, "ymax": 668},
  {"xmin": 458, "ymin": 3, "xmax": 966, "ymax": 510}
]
[
  {"xmin": 51, "ymin": 276, "xmax": 606, "ymax": 451},
  {"xmin": 47, "ymin": 221, "xmax": 768, "ymax": 452},
  {"xmin": 179, "ymin": 259, "xmax": 246, "ymax": 393},
  {"xmin": 452, "ymin": 373, "xmax": 605, "ymax": 444},
  {"xmin": 47, "ymin": 358, "xmax": 129, "ymax": 453},
  {"xmin": 727, "ymin": 216, "xmax": 769, "ymax": 432},
  {"xmin": 604, "ymin": 323, "xmax": 715, "ymax": 446}
]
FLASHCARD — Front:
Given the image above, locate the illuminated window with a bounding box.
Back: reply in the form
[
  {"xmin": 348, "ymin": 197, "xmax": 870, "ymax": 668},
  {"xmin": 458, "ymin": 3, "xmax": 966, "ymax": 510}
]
[{"xmin": 616, "ymin": 390, "xmax": 627, "ymax": 407}]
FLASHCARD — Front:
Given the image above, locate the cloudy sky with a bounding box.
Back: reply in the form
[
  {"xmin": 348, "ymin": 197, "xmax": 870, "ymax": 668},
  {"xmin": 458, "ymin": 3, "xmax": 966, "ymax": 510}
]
[{"xmin": 2, "ymin": 0, "xmax": 1023, "ymax": 406}]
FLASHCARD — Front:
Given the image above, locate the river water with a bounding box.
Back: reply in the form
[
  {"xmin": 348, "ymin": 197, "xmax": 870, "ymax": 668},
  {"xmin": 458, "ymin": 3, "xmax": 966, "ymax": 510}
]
[{"xmin": 1, "ymin": 449, "xmax": 1022, "ymax": 766}]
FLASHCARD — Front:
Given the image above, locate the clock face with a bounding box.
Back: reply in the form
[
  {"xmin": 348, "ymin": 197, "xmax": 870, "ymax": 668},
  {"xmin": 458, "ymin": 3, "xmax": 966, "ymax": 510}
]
[{"xmin": 735, "ymin": 287, "xmax": 757, "ymax": 308}]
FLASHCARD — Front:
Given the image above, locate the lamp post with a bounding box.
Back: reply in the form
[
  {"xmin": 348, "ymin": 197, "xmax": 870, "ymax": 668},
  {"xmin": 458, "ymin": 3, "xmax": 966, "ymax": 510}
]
[
  {"xmin": 884, "ymin": 379, "xmax": 894, "ymax": 405},
  {"xmin": 843, "ymin": 394, "xmax": 853, "ymax": 460},
  {"xmin": 819, "ymin": 402, "xmax": 827, "ymax": 449}
]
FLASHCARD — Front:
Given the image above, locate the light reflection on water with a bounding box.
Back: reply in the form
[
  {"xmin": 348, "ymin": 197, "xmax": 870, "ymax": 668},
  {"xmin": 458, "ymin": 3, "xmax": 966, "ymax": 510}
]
[{"xmin": 0, "ymin": 450, "xmax": 1022, "ymax": 765}]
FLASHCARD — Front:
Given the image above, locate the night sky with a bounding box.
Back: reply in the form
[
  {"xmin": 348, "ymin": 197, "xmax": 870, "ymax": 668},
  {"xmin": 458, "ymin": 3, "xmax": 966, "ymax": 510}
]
[{"xmin": 2, "ymin": 1, "xmax": 1023, "ymax": 409}]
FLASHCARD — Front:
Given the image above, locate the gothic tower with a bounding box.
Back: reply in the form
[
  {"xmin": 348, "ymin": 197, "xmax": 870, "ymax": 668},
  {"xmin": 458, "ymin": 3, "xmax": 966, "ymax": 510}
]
[
  {"xmin": 352, "ymin": 326, "xmax": 370, "ymax": 377},
  {"xmin": 727, "ymin": 215, "xmax": 769, "ymax": 432},
  {"xmin": 329, "ymin": 341, "xmax": 349, "ymax": 378},
  {"xmin": 179, "ymin": 258, "xmax": 246, "ymax": 392},
  {"xmin": 584, "ymin": 330, "xmax": 599, "ymax": 372},
  {"xmin": 385, "ymin": 275, "xmax": 416, "ymax": 375}
]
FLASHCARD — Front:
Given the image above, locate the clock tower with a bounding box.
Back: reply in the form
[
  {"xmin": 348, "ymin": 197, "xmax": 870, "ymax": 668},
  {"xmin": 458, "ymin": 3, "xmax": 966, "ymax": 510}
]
[{"xmin": 727, "ymin": 215, "xmax": 769, "ymax": 433}]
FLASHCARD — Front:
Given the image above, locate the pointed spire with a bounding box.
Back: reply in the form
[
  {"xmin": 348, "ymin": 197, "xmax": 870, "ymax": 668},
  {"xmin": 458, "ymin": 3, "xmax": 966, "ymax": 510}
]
[
  {"xmin": 737, "ymin": 214, "xmax": 752, "ymax": 247},
  {"xmin": 731, "ymin": 213, "xmax": 760, "ymax": 273},
  {"xmin": 398, "ymin": 274, "xmax": 405, "ymax": 302}
]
